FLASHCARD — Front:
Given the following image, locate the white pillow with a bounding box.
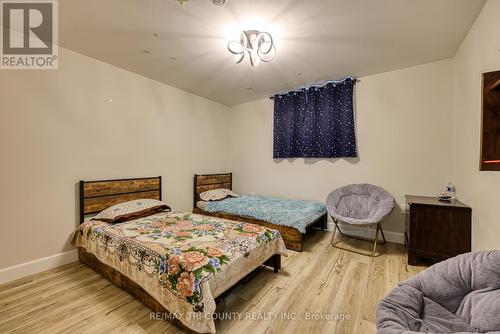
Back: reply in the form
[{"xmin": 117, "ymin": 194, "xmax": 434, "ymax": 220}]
[
  {"xmin": 199, "ymin": 189, "xmax": 239, "ymax": 202},
  {"xmin": 92, "ymin": 199, "xmax": 170, "ymax": 223}
]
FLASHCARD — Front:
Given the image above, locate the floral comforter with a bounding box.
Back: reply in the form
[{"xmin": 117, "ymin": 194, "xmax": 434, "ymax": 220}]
[{"xmin": 72, "ymin": 211, "xmax": 285, "ymax": 334}]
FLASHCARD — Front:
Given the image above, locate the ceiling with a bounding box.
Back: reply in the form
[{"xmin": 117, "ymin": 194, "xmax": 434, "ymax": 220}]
[{"xmin": 59, "ymin": 0, "xmax": 486, "ymax": 106}]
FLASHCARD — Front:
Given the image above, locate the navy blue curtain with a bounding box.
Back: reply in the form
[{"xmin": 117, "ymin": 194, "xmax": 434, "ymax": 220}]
[{"xmin": 273, "ymin": 78, "xmax": 357, "ymax": 159}]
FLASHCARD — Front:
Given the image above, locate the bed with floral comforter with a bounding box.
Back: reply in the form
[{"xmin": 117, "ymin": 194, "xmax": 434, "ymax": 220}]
[{"xmin": 72, "ymin": 211, "xmax": 286, "ymax": 333}]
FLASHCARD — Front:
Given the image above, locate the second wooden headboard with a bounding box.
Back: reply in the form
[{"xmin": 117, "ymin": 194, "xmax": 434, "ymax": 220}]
[
  {"xmin": 193, "ymin": 173, "xmax": 232, "ymax": 208},
  {"xmin": 79, "ymin": 176, "xmax": 162, "ymax": 223}
]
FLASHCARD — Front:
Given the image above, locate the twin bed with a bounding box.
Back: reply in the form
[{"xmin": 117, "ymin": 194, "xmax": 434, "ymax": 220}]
[
  {"xmin": 74, "ymin": 174, "xmax": 327, "ymax": 333},
  {"xmin": 74, "ymin": 176, "xmax": 285, "ymax": 333},
  {"xmin": 193, "ymin": 173, "xmax": 327, "ymax": 251}
]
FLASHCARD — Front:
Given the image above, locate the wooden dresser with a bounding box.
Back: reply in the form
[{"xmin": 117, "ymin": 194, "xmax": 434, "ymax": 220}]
[{"xmin": 405, "ymin": 195, "xmax": 471, "ymax": 265}]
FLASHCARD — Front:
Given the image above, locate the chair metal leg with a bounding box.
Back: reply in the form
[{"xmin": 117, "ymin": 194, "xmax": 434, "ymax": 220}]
[
  {"xmin": 330, "ymin": 220, "xmax": 338, "ymax": 246},
  {"xmin": 379, "ymin": 223, "xmax": 386, "ymax": 244},
  {"xmin": 331, "ymin": 219, "xmax": 385, "ymax": 257},
  {"xmin": 371, "ymin": 224, "xmax": 380, "ymax": 255}
]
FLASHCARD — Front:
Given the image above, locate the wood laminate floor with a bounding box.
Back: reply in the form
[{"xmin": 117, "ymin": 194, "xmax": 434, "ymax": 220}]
[{"xmin": 0, "ymin": 230, "xmax": 426, "ymax": 334}]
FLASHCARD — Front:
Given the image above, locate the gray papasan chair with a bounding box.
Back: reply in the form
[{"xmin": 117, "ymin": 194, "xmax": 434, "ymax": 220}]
[
  {"xmin": 377, "ymin": 250, "xmax": 500, "ymax": 334},
  {"xmin": 325, "ymin": 184, "xmax": 395, "ymax": 256}
]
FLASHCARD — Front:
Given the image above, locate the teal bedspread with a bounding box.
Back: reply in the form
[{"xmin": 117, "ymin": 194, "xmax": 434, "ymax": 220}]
[{"xmin": 204, "ymin": 196, "xmax": 326, "ymax": 233}]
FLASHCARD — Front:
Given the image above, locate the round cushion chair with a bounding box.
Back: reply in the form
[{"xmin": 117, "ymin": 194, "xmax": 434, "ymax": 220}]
[{"xmin": 325, "ymin": 184, "xmax": 395, "ymax": 256}]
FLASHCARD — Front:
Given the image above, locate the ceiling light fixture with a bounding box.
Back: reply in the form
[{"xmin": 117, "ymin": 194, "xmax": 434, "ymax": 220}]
[
  {"xmin": 211, "ymin": 0, "xmax": 226, "ymax": 5},
  {"xmin": 174, "ymin": 0, "xmax": 226, "ymax": 5},
  {"xmin": 227, "ymin": 30, "xmax": 276, "ymax": 67}
]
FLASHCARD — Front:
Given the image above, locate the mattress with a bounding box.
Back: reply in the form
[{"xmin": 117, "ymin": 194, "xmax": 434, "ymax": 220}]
[
  {"xmin": 199, "ymin": 195, "xmax": 326, "ymax": 233},
  {"xmin": 72, "ymin": 211, "xmax": 285, "ymax": 333}
]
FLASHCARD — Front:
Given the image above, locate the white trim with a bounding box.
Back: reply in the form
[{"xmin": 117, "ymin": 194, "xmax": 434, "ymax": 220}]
[
  {"xmin": 0, "ymin": 249, "xmax": 78, "ymax": 285},
  {"xmin": 326, "ymin": 222, "xmax": 405, "ymax": 245}
]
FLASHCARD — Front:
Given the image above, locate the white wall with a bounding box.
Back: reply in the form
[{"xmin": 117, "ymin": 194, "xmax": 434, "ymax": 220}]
[
  {"xmin": 2, "ymin": 0, "xmax": 498, "ymax": 277},
  {"xmin": 451, "ymin": 0, "xmax": 500, "ymax": 250},
  {"xmin": 0, "ymin": 47, "xmax": 230, "ymax": 269},
  {"xmin": 227, "ymin": 60, "xmax": 453, "ymax": 236}
]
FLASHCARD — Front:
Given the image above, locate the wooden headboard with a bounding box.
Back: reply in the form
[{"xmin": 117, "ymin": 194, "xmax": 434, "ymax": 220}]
[
  {"xmin": 193, "ymin": 173, "xmax": 232, "ymax": 208},
  {"xmin": 79, "ymin": 176, "xmax": 162, "ymax": 223}
]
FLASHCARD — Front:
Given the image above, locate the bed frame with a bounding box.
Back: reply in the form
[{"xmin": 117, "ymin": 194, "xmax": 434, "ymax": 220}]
[
  {"xmin": 78, "ymin": 176, "xmax": 280, "ymax": 330},
  {"xmin": 79, "ymin": 176, "xmax": 163, "ymax": 223},
  {"xmin": 192, "ymin": 173, "xmax": 328, "ymax": 252}
]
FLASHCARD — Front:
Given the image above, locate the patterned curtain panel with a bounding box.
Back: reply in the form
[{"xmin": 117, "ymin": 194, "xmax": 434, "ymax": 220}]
[{"xmin": 273, "ymin": 78, "xmax": 357, "ymax": 159}]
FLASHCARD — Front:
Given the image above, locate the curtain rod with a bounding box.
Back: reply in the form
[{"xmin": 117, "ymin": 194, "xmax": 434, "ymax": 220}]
[{"xmin": 269, "ymin": 77, "xmax": 358, "ymax": 100}]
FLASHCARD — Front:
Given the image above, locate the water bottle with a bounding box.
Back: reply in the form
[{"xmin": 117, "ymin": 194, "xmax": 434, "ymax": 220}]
[{"xmin": 446, "ymin": 183, "xmax": 456, "ymax": 199}]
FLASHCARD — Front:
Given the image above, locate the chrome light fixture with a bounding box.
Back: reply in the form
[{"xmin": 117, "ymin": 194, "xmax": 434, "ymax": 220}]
[
  {"xmin": 174, "ymin": 0, "xmax": 226, "ymax": 5},
  {"xmin": 227, "ymin": 30, "xmax": 276, "ymax": 67}
]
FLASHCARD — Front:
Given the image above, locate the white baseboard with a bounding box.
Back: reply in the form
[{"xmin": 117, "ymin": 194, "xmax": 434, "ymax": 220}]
[
  {"xmin": 0, "ymin": 249, "xmax": 78, "ymax": 285},
  {"xmin": 326, "ymin": 222, "xmax": 405, "ymax": 245}
]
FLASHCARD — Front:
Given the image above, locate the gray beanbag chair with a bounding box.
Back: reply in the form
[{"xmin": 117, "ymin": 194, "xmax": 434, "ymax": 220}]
[{"xmin": 376, "ymin": 250, "xmax": 500, "ymax": 334}]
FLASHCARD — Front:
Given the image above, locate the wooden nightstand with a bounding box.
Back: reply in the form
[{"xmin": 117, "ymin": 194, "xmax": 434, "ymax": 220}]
[{"xmin": 405, "ymin": 195, "xmax": 471, "ymax": 265}]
